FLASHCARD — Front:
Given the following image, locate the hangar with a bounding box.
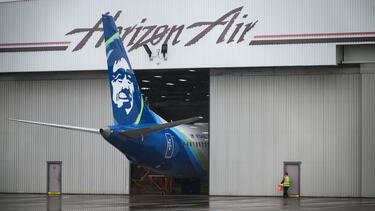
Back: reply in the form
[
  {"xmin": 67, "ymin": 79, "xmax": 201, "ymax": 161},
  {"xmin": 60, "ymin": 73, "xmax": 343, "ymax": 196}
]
[{"xmin": 0, "ymin": 0, "xmax": 375, "ymax": 197}]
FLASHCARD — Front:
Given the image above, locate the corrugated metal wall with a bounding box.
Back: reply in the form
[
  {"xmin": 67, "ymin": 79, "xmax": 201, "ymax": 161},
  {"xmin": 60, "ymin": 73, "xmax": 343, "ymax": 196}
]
[
  {"xmin": 361, "ymin": 64, "xmax": 375, "ymax": 197},
  {"xmin": 210, "ymin": 66, "xmax": 364, "ymax": 197},
  {"xmin": 0, "ymin": 72, "xmax": 130, "ymax": 194}
]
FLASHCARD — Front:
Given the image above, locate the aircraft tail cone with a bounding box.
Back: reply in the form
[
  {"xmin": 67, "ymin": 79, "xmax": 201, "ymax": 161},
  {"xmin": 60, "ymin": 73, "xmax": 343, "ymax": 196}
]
[{"xmin": 100, "ymin": 127, "xmax": 111, "ymax": 139}]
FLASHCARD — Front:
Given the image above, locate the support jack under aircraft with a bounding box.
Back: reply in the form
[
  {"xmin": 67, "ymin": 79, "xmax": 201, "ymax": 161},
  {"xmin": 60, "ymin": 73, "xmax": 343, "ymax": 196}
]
[{"xmin": 9, "ymin": 15, "xmax": 209, "ymax": 192}]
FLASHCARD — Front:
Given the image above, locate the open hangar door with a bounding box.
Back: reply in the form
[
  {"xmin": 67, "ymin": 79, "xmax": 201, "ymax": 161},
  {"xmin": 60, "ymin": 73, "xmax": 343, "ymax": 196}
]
[
  {"xmin": 130, "ymin": 68, "xmax": 209, "ymax": 195},
  {"xmin": 209, "ymin": 65, "xmax": 375, "ymax": 197}
]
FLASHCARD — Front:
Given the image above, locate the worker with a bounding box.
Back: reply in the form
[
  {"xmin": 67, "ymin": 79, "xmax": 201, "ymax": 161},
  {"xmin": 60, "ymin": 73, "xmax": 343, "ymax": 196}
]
[{"xmin": 281, "ymin": 172, "xmax": 290, "ymax": 198}]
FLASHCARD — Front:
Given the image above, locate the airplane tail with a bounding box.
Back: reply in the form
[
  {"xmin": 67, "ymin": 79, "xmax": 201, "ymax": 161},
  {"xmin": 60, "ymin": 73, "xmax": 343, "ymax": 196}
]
[{"xmin": 102, "ymin": 14, "xmax": 158, "ymax": 126}]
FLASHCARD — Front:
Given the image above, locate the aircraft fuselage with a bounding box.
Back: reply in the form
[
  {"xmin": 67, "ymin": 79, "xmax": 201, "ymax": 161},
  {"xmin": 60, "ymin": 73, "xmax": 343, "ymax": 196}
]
[{"xmin": 101, "ymin": 123, "xmax": 208, "ymax": 178}]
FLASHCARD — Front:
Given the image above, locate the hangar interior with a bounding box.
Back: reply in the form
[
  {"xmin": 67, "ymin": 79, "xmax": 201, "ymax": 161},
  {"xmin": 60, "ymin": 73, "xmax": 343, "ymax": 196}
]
[{"xmin": 129, "ymin": 68, "xmax": 209, "ymax": 195}]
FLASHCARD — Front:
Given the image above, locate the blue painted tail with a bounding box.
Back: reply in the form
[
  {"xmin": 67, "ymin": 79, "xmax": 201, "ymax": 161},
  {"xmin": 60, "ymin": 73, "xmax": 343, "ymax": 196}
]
[{"xmin": 102, "ymin": 15, "xmax": 158, "ymax": 126}]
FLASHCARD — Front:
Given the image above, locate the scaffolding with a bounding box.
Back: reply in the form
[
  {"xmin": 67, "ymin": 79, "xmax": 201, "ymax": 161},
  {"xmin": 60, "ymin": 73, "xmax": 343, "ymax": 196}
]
[{"xmin": 131, "ymin": 167, "xmax": 174, "ymax": 195}]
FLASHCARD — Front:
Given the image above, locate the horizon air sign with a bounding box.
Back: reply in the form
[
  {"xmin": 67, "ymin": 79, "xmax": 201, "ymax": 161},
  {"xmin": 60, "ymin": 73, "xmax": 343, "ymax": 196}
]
[
  {"xmin": 1, "ymin": 0, "xmax": 374, "ymax": 72},
  {"xmin": 65, "ymin": 6, "xmax": 258, "ymax": 52}
]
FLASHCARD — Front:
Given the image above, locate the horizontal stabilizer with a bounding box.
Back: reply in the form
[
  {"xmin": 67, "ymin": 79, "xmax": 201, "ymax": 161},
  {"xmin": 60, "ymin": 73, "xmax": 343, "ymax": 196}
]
[
  {"xmin": 8, "ymin": 118, "xmax": 99, "ymax": 134},
  {"xmin": 120, "ymin": 116, "xmax": 203, "ymax": 138}
]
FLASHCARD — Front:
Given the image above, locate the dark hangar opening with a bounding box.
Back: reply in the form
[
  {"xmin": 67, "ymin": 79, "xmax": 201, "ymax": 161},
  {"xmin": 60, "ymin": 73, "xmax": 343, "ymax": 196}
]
[{"xmin": 130, "ymin": 68, "xmax": 209, "ymax": 195}]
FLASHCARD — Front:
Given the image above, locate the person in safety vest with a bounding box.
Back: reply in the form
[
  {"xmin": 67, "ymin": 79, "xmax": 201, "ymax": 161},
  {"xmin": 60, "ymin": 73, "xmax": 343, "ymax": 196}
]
[{"xmin": 281, "ymin": 172, "xmax": 290, "ymax": 198}]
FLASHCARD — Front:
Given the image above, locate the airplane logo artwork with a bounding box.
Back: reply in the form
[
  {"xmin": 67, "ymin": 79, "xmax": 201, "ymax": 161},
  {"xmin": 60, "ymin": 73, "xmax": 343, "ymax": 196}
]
[
  {"xmin": 111, "ymin": 58, "xmax": 135, "ymax": 115},
  {"xmin": 9, "ymin": 14, "xmax": 209, "ymax": 179},
  {"xmin": 105, "ymin": 32, "xmax": 142, "ymax": 125}
]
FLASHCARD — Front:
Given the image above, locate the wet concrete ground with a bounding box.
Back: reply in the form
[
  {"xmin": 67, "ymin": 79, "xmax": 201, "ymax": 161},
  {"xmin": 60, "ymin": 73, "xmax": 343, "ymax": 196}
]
[{"xmin": 0, "ymin": 194, "xmax": 375, "ymax": 211}]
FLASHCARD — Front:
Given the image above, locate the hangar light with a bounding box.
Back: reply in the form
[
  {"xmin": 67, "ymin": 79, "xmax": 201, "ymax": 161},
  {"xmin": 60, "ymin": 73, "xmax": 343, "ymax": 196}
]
[
  {"xmin": 161, "ymin": 43, "xmax": 168, "ymax": 60},
  {"xmin": 143, "ymin": 44, "xmax": 168, "ymax": 61},
  {"xmin": 154, "ymin": 75, "xmax": 162, "ymax": 78},
  {"xmin": 166, "ymin": 83, "xmax": 174, "ymax": 86},
  {"xmin": 178, "ymin": 79, "xmax": 187, "ymax": 82},
  {"xmin": 142, "ymin": 80, "xmax": 151, "ymax": 83},
  {"xmin": 143, "ymin": 44, "xmax": 152, "ymax": 60}
]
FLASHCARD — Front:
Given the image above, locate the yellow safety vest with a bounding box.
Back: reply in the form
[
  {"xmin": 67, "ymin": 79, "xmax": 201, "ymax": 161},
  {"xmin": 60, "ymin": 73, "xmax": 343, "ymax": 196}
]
[{"xmin": 284, "ymin": 176, "xmax": 290, "ymax": 187}]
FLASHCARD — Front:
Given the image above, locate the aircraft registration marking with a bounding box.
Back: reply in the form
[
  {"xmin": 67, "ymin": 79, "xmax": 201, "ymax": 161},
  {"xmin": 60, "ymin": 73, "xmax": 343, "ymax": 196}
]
[{"xmin": 164, "ymin": 133, "xmax": 174, "ymax": 159}]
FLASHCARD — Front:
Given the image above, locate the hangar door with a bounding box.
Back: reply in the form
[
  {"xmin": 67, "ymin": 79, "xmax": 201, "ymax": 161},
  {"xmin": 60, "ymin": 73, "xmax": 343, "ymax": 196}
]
[
  {"xmin": 0, "ymin": 72, "xmax": 130, "ymax": 194},
  {"xmin": 210, "ymin": 66, "xmax": 362, "ymax": 196}
]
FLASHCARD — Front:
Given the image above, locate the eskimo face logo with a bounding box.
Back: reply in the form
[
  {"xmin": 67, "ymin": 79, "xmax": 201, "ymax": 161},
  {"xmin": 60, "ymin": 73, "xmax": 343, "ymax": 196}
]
[{"xmin": 111, "ymin": 58, "xmax": 135, "ymax": 115}]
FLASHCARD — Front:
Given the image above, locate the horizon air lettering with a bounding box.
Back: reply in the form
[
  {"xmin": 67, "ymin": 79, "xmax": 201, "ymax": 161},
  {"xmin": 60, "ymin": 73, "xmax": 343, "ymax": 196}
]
[{"xmin": 66, "ymin": 6, "xmax": 258, "ymax": 52}]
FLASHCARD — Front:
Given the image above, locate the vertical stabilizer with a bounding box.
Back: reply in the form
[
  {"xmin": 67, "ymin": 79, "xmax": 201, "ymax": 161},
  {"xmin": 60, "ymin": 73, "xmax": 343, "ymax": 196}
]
[{"xmin": 102, "ymin": 15, "xmax": 158, "ymax": 125}]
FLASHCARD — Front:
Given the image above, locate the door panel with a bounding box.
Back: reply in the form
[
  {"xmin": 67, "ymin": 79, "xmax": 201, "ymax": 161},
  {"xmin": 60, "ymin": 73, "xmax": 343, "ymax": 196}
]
[
  {"xmin": 48, "ymin": 162, "xmax": 62, "ymax": 194},
  {"xmin": 284, "ymin": 162, "xmax": 301, "ymax": 196},
  {"xmin": 285, "ymin": 165, "xmax": 299, "ymax": 195}
]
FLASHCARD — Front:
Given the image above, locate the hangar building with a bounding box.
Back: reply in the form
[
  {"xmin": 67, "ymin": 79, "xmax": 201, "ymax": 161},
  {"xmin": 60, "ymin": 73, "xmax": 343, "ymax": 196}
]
[{"xmin": 1, "ymin": 0, "xmax": 375, "ymax": 197}]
